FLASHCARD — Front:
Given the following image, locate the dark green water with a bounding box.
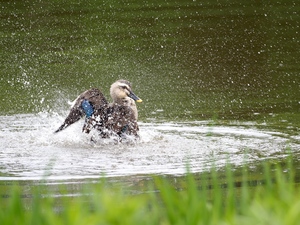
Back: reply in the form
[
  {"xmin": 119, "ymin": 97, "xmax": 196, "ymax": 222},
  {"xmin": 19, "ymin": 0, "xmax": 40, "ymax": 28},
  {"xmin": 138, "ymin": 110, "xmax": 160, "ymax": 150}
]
[
  {"xmin": 1, "ymin": 0, "xmax": 299, "ymax": 123},
  {"xmin": 0, "ymin": 0, "xmax": 299, "ymax": 190}
]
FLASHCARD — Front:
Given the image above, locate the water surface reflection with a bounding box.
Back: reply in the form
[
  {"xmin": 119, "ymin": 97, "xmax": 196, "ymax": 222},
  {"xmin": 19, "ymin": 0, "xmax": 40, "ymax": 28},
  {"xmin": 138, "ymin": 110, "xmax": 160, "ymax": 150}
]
[
  {"xmin": 0, "ymin": 0, "xmax": 299, "ymax": 190},
  {"xmin": 0, "ymin": 113, "xmax": 297, "ymax": 180}
]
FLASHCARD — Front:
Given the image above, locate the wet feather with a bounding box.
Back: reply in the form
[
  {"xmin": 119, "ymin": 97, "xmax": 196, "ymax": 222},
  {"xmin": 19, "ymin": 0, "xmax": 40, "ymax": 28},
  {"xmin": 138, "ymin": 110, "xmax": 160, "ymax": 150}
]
[{"xmin": 54, "ymin": 80, "xmax": 142, "ymax": 139}]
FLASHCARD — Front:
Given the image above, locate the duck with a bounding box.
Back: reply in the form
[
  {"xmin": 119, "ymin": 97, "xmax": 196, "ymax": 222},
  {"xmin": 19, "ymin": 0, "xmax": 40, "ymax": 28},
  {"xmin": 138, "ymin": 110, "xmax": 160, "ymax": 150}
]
[{"xmin": 54, "ymin": 79, "xmax": 142, "ymax": 139}]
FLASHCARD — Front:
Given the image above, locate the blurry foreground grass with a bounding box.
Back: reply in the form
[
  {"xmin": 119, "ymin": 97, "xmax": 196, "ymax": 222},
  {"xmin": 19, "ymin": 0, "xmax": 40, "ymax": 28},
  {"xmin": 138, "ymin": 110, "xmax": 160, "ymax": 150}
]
[{"xmin": 1, "ymin": 160, "xmax": 300, "ymax": 225}]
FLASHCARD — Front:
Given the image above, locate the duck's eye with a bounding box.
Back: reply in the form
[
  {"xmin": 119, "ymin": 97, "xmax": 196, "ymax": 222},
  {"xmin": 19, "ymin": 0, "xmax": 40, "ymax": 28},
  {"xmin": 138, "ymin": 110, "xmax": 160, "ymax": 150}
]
[{"xmin": 120, "ymin": 85, "xmax": 129, "ymax": 91}]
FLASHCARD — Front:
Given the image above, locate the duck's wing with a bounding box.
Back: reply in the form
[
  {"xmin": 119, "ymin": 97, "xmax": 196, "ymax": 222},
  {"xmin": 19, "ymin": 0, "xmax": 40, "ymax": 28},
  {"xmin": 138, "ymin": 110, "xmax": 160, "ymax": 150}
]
[{"xmin": 54, "ymin": 88, "xmax": 108, "ymax": 133}]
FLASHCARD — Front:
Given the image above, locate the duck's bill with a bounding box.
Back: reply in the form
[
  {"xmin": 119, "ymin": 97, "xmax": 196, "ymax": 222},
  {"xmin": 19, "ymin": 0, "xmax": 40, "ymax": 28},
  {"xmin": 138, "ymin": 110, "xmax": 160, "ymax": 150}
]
[{"xmin": 129, "ymin": 92, "xmax": 143, "ymax": 102}]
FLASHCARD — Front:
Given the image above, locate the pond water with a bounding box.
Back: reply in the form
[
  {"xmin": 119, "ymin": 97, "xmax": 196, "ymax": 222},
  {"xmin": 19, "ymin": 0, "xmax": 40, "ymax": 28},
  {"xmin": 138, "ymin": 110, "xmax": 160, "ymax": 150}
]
[
  {"xmin": 0, "ymin": 0, "xmax": 299, "ymax": 188},
  {"xmin": 0, "ymin": 113, "xmax": 297, "ymax": 180}
]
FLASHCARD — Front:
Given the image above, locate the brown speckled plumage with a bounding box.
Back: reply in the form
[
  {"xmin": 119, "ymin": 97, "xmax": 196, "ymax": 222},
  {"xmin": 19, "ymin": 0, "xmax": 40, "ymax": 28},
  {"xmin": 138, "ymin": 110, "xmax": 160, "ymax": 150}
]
[{"xmin": 55, "ymin": 80, "xmax": 142, "ymax": 139}]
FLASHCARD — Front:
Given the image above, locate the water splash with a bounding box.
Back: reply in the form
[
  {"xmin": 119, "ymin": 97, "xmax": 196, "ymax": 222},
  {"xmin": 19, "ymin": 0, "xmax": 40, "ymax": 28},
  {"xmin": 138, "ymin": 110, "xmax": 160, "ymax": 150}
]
[{"xmin": 0, "ymin": 112, "xmax": 297, "ymax": 180}]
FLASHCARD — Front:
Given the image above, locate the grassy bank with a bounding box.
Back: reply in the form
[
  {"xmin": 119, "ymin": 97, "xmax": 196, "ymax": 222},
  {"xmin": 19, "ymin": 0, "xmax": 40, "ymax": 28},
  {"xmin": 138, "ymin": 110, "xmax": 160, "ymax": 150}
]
[{"xmin": 1, "ymin": 160, "xmax": 300, "ymax": 225}]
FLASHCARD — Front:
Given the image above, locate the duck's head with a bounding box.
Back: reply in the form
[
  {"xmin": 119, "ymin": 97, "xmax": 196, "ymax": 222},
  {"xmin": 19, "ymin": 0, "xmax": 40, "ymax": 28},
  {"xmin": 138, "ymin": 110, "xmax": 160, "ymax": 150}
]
[{"xmin": 110, "ymin": 80, "xmax": 143, "ymax": 104}]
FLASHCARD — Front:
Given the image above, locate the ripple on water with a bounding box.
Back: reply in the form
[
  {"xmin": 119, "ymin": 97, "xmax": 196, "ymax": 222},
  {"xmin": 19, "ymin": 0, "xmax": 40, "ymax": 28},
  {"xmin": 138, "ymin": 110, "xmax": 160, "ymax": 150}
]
[{"xmin": 0, "ymin": 113, "xmax": 297, "ymax": 180}]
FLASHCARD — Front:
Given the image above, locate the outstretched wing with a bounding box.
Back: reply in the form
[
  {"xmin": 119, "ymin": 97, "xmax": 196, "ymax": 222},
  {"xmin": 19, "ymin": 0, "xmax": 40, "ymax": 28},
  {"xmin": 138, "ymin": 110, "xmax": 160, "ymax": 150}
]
[{"xmin": 54, "ymin": 88, "xmax": 108, "ymax": 133}]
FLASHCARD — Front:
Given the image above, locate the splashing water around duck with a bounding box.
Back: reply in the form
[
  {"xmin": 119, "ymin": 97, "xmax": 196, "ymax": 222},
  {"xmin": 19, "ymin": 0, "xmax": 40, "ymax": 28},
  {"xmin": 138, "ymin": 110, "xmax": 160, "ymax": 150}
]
[{"xmin": 0, "ymin": 112, "xmax": 297, "ymax": 180}]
